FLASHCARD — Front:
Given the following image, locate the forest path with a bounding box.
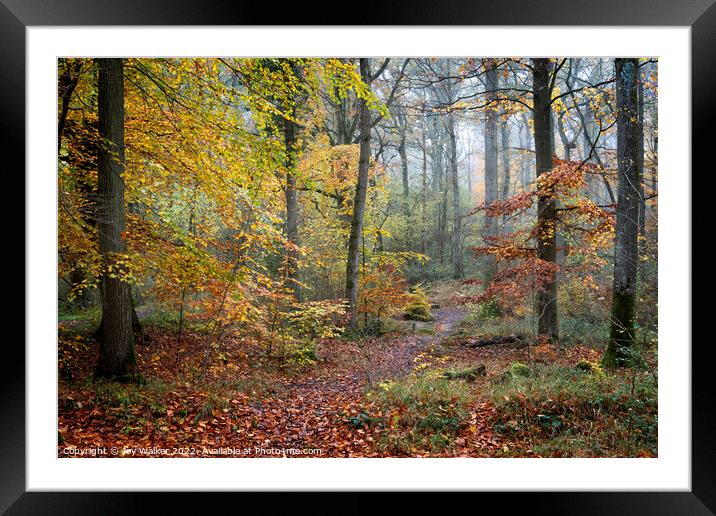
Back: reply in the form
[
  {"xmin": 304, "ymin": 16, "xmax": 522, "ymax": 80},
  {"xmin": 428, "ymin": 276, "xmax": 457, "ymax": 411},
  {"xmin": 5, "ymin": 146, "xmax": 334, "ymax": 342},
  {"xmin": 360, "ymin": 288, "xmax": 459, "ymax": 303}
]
[
  {"xmin": 368, "ymin": 306, "xmax": 467, "ymax": 381},
  {"xmin": 240, "ymin": 305, "xmax": 470, "ymax": 456}
]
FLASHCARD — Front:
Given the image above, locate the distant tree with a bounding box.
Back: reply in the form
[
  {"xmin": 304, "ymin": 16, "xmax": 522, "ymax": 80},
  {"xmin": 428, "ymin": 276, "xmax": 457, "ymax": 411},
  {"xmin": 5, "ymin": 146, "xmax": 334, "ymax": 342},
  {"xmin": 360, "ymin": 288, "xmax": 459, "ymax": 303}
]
[
  {"xmin": 443, "ymin": 59, "xmax": 464, "ymax": 279},
  {"xmin": 483, "ymin": 59, "xmax": 499, "ymax": 282}
]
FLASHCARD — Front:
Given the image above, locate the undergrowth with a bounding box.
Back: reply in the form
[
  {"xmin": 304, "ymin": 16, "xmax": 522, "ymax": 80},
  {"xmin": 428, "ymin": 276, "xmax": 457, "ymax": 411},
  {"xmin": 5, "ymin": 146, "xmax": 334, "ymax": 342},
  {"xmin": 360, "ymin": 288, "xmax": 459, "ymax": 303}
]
[
  {"xmin": 487, "ymin": 364, "xmax": 657, "ymax": 457},
  {"xmin": 368, "ymin": 376, "xmax": 475, "ymax": 454}
]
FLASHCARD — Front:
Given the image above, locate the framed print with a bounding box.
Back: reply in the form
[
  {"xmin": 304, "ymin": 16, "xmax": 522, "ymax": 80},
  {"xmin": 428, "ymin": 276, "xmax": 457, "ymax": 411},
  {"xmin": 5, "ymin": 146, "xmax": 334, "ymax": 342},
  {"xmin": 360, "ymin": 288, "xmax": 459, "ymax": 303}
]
[{"xmin": 7, "ymin": 0, "xmax": 712, "ymax": 513}]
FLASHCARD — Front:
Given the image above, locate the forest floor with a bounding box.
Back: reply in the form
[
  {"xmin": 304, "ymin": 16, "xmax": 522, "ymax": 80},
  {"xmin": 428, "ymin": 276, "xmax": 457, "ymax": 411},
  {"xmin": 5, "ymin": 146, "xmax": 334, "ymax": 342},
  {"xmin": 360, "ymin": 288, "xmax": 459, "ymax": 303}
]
[{"xmin": 58, "ymin": 298, "xmax": 657, "ymax": 458}]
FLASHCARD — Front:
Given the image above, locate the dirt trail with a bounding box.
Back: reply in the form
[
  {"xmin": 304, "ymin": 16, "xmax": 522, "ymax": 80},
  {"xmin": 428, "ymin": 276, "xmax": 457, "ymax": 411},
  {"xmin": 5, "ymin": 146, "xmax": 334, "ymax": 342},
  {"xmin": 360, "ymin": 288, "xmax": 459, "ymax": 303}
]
[
  {"xmin": 60, "ymin": 306, "xmax": 475, "ymax": 458},
  {"xmin": 368, "ymin": 306, "xmax": 466, "ymax": 381},
  {"xmin": 254, "ymin": 306, "xmax": 469, "ymax": 454}
]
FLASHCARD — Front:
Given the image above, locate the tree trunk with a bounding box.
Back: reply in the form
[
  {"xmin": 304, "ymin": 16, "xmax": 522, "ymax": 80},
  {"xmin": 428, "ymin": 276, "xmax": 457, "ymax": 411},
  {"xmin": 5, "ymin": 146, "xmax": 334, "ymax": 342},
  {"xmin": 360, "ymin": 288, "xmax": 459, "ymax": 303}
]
[
  {"xmin": 532, "ymin": 58, "xmax": 559, "ymax": 341},
  {"xmin": 447, "ymin": 114, "xmax": 464, "ymax": 279},
  {"xmin": 399, "ymin": 131, "xmax": 409, "ymax": 207},
  {"xmin": 569, "ymin": 83, "xmax": 616, "ymax": 206},
  {"xmin": 500, "ymin": 118, "xmax": 511, "ymax": 229},
  {"xmin": 636, "ymin": 67, "xmax": 646, "ymax": 257},
  {"xmin": 58, "ymin": 58, "xmax": 81, "ymax": 152},
  {"xmin": 94, "ymin": 58, "xmax": 138, "ymax": 381},
  {"xmin": 284, "ymin": 114, "xmax": 300, "ymax": 300},
  {"xmin": 420, "ymin": 126, "xmax": 428, "ymax": 255},
  {"xmin": 431, "ymin": 119, "xmax": 448, "ymax": 264},
  {"xmin": 520, "ymin": 112, "xmax": 533, "ymax": 191},
  {"xmin": 581, "ymin": 105, "xmax": 596, "ymax": 196},
  {"xmin": 483, "ymin": 63, "xmax": 499, "ymax": 282},
  {"xmin": 604, "ymin": 58, "xmax": 641, "ymax": 368},
  {"xmin": 556, "ymin": 112, "xmax": 572, "ymax": 161},
  {"xmin": 346, "ymin": 58, "xmax": 372, "ymax": 330},
  {"xmin": 555, "ymin": 113, "xmax": 573, "ymax": 273}
]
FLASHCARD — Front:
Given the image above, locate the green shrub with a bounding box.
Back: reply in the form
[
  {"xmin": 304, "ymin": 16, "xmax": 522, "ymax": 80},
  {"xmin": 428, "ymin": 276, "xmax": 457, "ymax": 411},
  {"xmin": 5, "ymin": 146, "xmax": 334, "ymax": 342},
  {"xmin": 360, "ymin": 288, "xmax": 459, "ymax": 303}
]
[
  {"xmin": 288, "ymin": 300, "xmax": 347, "ymax": 341},
  {"xmin": 479, "ymin": 298, "xmax": 502, "ymax": 319},
  {"xmin": 80, "ymin": 378, "xmax": 172, "ymax": 431},
  {"xmin": 403, "ymin": 286, "xmax": 432, "ymax": 322},
  {"xmin": 280, "ymin": 340, "xmax": 318, "ymax": 368}
]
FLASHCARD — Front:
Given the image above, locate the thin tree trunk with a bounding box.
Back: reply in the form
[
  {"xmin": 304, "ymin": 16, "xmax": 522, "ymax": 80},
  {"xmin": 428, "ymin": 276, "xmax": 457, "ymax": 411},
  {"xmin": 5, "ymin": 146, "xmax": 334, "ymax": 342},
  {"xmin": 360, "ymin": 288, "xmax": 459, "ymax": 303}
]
[
  {"xmin": 568, "ymin": 83, "xmax": 616, "ymax": 205},
  {"xmin": 421, "ymin": 126, "xmax": 428, "ymax": 255},
  {"xmin": 94, "ymin": 58, "xmax": 138, "ymax": 381},
  {"xmin": 555, "ymin": 113, "xmax": 573, "ymax": 272},
  {"xmin": 431, "ymin": 122, "xmax": 447, "ymax": 263},
  {"xmin": 532, "ymin": 58, "xmax": 559, "ymax": 341},
  {"xmin": 346, "ymin": 58, "xmax": 372, "ymax": 330},
  {"xmin": 500, "ymin": 118, "xmax": 511, "ymax": 229},
  {"xmin": 520, "ymin": 112, "xmax": 533, "ymax": 191},
  {"xmin": 58, "ymin": 59, "xmax": 81, "ymax": 151},
  {"xmin": 399, "ymin": 131, "xmax": 409, "ymax": 207},
  {"xmin": 284, "ymin": 114, "xmax": 300, "ymax": 300},
  {"xmin": 447, "ymin": 114, "xmax": 463, "ymax": 279},
  {"xmin": 636, "ymin": 67, "xmax": 646, "ymax": 257},
  {"xmin": 604, "ymin": 58, "xmax": 641, "ymax": 368},
  {"xmin": 483, "ymin": 62, "xmax": 499, "ymax": 282}
]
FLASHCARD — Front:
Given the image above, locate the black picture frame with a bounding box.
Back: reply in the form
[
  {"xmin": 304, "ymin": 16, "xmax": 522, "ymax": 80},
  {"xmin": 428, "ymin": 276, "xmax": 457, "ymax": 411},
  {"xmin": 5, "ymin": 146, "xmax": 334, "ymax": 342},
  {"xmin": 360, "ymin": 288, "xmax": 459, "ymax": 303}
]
[{"xmin": 6, "ymin": 0, "xmax": 710, "ymax": 513}]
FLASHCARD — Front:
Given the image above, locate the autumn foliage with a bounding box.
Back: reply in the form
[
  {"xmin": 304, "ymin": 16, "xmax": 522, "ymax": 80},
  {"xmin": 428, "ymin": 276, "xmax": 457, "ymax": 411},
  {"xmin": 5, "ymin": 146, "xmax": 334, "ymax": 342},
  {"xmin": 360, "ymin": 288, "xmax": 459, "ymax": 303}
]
[{"xmin": 466, "ymin": 157, "xmax": 614, "ymax": 312}]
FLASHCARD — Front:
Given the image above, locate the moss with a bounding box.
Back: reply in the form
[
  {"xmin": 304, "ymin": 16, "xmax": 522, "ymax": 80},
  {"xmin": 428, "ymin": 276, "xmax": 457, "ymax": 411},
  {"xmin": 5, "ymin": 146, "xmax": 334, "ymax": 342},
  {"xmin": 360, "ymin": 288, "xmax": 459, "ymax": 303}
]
[
  {"xmin": 603, "ymin": 291, "xmax": 636, "ymax": 369},
  {"xmin": 510, "ymin": 362, "xmax": 532, "ymax": 377},
  {"xmin": 403, "ymin": 288, "xmax": 433, "ymax": 322},
  {"xmin": 442, "ymin": 365, "xmax": 486, "ymax": 382},
  {"xmin": 576, "ymin": 359, "xmax": 605, "ymax": 377}
]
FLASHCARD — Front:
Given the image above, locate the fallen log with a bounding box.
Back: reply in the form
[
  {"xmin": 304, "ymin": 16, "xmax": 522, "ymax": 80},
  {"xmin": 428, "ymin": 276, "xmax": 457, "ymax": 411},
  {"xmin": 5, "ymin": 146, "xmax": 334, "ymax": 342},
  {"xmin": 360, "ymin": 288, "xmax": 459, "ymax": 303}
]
[{"xmin": 466, "ymin": 334, "xmax": 527, "ymax": 348}]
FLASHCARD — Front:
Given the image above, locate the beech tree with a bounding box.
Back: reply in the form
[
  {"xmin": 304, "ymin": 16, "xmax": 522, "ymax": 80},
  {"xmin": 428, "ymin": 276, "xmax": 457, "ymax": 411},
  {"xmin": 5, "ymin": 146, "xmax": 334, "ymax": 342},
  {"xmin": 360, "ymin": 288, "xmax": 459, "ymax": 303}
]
[
  {"xmin": 56, "ymin": 56, "xmax": 659, "ymax": 459},
  {"xmin": 604, "ymin": 58, "xmax": 641, "ymax": 368},
  {"xmin": 346, "ymin": 58, "xmax": 373, "ymax": 330},
  {"xmin": 94, "ymin": 58, "xmax": 137, "ymax": 380},
  {"xmin": 532, "ymin": 58, "xmax": 559, "ymax": 341},
  {"xmin": 483, "ymin": 60, "xmax": 499, "ymax": 282}
]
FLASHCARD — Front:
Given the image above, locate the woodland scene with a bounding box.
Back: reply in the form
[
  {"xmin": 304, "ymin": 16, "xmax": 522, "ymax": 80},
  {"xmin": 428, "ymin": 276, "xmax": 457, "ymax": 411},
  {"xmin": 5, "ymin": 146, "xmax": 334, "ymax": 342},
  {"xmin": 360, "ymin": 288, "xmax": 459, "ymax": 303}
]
[{"xmin": 58, "ymin": 57, "xmax": 658, "ymax": 458}]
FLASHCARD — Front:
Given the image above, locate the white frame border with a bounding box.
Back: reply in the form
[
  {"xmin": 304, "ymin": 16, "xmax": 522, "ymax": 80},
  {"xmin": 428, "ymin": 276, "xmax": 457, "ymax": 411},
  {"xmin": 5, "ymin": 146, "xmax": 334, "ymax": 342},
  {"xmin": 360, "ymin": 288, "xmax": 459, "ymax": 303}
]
[{"xmin": 27, "ymin": 26, "xmax": 690, "ymax": 491}]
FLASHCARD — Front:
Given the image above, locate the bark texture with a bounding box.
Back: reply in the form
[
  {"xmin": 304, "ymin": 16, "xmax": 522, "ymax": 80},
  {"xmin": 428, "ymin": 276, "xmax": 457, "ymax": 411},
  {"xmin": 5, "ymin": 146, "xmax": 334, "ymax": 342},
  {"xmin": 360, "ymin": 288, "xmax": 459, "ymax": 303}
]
[
  {"xmin": 604, "ymin": 58, "xmax": 641, "ymax": 368},
  {"xmin": 500, "ymin": 118, "xmax": 511, "ymax": 229},
  {"xmin": 447, "ymin": 114, "xmax": 464, "ymax": 279},
  {"xmin": 94, "ymin": 58, "xmax": 138, "ymax": 381},
  {"xmin": 483, "ymin": 62, "xmax": 499, "ymax": 282},
  {"xmin": 532, "ymin": 58, "xmax": 559, "ymax": 341},
  {"xmin": 284, "ymin": 113, "xmax": 300, "ymax": 300},
  {"xmin": 346, "ymin": 58, "xmax": 372, "ymax": 330}
]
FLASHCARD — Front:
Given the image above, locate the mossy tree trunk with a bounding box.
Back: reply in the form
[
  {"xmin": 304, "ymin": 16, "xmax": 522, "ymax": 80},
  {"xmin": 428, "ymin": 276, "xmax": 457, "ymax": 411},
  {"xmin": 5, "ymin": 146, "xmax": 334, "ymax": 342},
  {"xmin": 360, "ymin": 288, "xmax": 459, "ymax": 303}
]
[
  {"xmin": 346, "ymin": 58, "xmax": 372, "ymax": 330},
  {"xmin": 483, "ymin": 61, "xmax": 499, "ymax": 282},
  {"xmin": 94, "ymin": 58, "xmax": 138, "ymax": 381},
  {"xmin": 397, "ymin": 108, "xmax": 410, "ymax": 215},
  {"xmin": 284, "ymin": 111, "xmax": 300, "ymax": 301},
  {"xmin": 532, "ymin": 58, "xmax": 559, "ymax": 341},
  {"xmin": 604, "ymin": 58, "xmax": 641, "ymax": 368}
]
